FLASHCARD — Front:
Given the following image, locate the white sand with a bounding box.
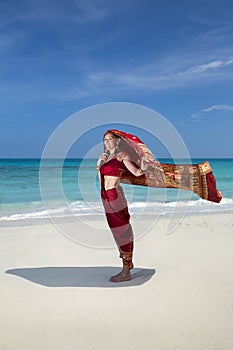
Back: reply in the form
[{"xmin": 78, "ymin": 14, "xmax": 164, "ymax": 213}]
[{"xmin": 1, "ymin": 212, "xmax": 233, "ymax": 350}]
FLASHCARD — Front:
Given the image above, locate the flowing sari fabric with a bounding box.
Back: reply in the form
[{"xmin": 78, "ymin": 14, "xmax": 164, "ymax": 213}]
[
  {"xmin": 101, "ymin": 186, "xmax": 134, "ymax": 269},
  {"xmin": 109, "ymin": 129, "xmax": 222, "ymax": 203}
]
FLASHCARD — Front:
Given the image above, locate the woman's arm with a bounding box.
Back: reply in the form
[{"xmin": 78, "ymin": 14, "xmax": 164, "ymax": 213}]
[
  {"xmin": 123, "ymin": 159, "xmax": 144, "ymax": 177},
  {"xmin": 96, "ymin": 153, "xmax": 108, "ymax": 182},
  {"xmin": 96, "ymin": 152, "xmax": 109, "ymax": 171},
  {"xmin": 120, "ymin": 151, "xmax": 149, "ymax": 177}
]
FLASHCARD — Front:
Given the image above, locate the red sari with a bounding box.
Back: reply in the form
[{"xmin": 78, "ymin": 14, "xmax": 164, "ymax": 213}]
[
  {"xmin": 100, "ymin": 158, "xmax": 134, "ymax": 269},
  {"xmin": 109, "ymin": 129, "xmax": 222, "ymax": 203},
  {"xmin": 100, "ymin": 129, "xmax": 222, "ymax": 269}
]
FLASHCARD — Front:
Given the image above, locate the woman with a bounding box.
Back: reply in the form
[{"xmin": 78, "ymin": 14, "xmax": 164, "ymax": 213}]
[
  {"xmin": 97, "ymin": 129, "xmax": 222, "ymax": 283},
  {"xmin": 96, "ymin": 131, "xmax": 147, "ymax": 283}
]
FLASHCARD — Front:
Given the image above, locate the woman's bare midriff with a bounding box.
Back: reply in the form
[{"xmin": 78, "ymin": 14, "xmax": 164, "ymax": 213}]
[{"xmin": 104, "ymin": 175, "xmax": 120, "ymax": 191}]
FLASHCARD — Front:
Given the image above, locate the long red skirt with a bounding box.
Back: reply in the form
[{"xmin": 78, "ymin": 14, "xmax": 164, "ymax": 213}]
[{"xmin": 101, "ymin": 186, "xmax": 134, "ymax": 269}]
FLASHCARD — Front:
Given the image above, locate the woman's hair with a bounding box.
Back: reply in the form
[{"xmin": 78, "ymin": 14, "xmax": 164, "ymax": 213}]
[{"xmin": 103, "ymin": 130, "xmax": 120, "ymax": 140}]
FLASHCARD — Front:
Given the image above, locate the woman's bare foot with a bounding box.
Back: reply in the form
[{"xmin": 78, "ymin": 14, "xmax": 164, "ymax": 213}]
[{"xmin": 108, "ymin": 271, "xmax": 131, "ymax": 283}]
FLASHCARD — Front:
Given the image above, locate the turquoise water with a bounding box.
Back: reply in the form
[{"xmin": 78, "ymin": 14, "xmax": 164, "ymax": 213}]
[{"xmin": 1, "ymin": 158, "xmax": 233, "ymax": 222}]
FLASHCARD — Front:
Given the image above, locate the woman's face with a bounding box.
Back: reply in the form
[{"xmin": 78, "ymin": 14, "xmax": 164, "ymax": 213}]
[{"xmin": 103, "ymin": 133, "xmax": 118, "ymax": 152}]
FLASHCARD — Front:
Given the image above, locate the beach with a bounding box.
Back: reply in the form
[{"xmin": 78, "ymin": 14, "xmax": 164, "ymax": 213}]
[
  {"xmin": 2, "ymin": 0, "xmax": 233, "ymax": 347},
  {"xmin": 1, "ymin": 212, "xmax": 233, "ymax": 350}
]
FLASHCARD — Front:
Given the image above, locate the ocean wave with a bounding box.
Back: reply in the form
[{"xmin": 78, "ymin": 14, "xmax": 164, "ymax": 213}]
[
  {"xmin": 129, "ymin": 197, "xmax": 233, "ymax": 214},
  {"xmin": 1, "ymin": 197, "xmax": 233, "ymax": 222}
]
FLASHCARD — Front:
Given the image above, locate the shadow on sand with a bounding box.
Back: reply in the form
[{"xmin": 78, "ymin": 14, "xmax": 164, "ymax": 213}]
[{"xmin": 5, "ymin": 266, "xmax": 156, "ymax": 288}]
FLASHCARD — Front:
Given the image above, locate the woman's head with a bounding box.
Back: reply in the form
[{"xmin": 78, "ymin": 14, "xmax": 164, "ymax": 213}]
[{"xmin": 103, "ymin": 131, "xmax": 121, "ymax": 153}]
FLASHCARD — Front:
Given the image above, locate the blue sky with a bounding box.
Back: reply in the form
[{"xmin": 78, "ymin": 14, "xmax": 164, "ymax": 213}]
[{"xmin": 1, "ymin": 0, "xmax": 233, "ymax": 158}]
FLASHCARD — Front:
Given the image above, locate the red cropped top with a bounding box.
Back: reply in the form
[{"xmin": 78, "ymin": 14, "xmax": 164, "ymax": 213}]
[{"xmin": 100, "ymin": 158, "xmax": 126, "ymax": 177}]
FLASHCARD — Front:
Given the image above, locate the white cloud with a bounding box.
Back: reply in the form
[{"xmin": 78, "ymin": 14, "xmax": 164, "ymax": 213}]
[
  {"xmin": 0, "ymin": 0, "xmax": 135, "ymax": 24},
  {"xmin": 86, "ymin": 55, "xmax": 233, "ymax": 94},
  {"xmin": 192, "ymin": 104, "xmax": 233, "ymax": 120},
  {"xmin": 179, "ymin": 60, "xmax": 223, "ymax": 77},
  {"xmin": 226, "ymin": 57, "xmax": 233, "ymax": 65},
  {"xmin": 71, "ymin": 0, "xmax": 109, "ymax": 23},
  {"xmin": 202, "ymin": 105, "xmax": 233, "ymax": 112}
]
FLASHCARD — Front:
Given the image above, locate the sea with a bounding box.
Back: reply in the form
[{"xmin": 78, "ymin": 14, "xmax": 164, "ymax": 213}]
[{"xmin": 1, "ymin": 158, "xmax": 233, "ymax": 225}]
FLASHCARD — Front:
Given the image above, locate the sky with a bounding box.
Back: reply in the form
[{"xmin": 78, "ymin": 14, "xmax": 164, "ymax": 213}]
[{"xmin": 1, "ymin": 0, "xmax": 233, "ymax": 158}]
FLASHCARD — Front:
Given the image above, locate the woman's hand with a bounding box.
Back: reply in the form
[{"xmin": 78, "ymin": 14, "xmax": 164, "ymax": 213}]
[
  {"xmin": 123, "ymin": 156, "xmax": 149, "ymax": 177},
  {"xmin": 96, "ymin": 152, "xmax": 109, "ymax": 170}
]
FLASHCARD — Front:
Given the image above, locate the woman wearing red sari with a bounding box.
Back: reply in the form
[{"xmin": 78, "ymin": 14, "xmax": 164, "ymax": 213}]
[
  {"xmin": 96, "ymin": 131, "xmax": 147, "ymax": 283},
  {"xmin": 97, "ymin": 129, "xmax": 221, "ymax": 283}
]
